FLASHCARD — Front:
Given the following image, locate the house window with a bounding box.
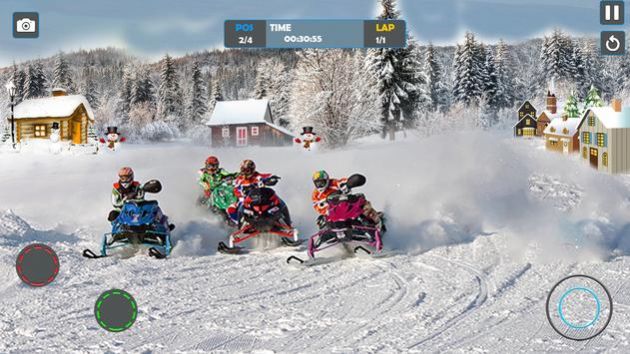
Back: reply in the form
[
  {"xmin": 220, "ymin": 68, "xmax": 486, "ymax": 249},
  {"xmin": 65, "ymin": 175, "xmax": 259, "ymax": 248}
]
[
  {"xmin": 603, "ymin": 152, "xmax": 608, "ymax": 167},
  {"xmin": 549, "ymin": 140, "xmax": 558, "ymax": 146},
  {"xmin": 562, "ymin": 128, "xmax": 569, "ymax": 135},
  {"xmin": 34, "ymin": 124, "xmax": 47, "ymax": 137},
  {"xmin": 588, "ymin": 114, "xmax": 595, "ymax": 127},
  {"xmin": 523, "ymin": 128, "xmax": 535, "ymax": 136},
  {"xmin": 526, "ymin": 119, "xmax": 531, "ymax": 125},
  {"xmin": 251, "ymin": 126, "xmax": 259, "ymax": 136},
  {"xmin": 597, "ymin": 133, "xmax": 607, "ymax": 147},
  {"xmin": 582, "ymin": 132, "xmax": 591, "ymax": 145},
  {"xmin": 550, "ymin": 127, "xmax": 556, "ymax": 133},
  {"xmin": 520, "ymin": 112, "xmax": 524, "ymax": 118},
  {"xmin": 222, "ymin": 127, "xmax": 230, "ymax": 138},
  {"xmin": 583, "ymin": 147, "xmax": 587, "ymax": 159}
]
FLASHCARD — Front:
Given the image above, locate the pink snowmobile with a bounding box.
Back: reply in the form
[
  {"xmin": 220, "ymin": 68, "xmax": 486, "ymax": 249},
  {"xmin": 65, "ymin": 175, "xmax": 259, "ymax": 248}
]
[{"xmin": 287, "ymin": 174, "xmax": 384, "ymax": 265}]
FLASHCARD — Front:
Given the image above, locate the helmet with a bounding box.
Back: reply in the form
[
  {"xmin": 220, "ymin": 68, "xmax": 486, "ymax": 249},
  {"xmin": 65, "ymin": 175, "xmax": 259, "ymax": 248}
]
[
  {"xmin": 118, "ymin": 167, "xmax": 134, "ymax": 187},
  {"xmin": 312, "ymin": 170, "xmax": 330, "ymax": 192},
  {"xmin": 205, "ymin": 156, "xmax": 220, "ymax": 173},
  {"xmin": 240, "ymin": 159, "xmax": 256, "ymax": 177}
]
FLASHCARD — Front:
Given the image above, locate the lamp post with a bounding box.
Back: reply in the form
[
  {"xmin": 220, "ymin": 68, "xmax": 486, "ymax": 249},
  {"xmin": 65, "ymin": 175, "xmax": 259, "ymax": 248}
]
[{"xmin": 5, "ymin": 80, "xmax": 16, "ymax": 148}]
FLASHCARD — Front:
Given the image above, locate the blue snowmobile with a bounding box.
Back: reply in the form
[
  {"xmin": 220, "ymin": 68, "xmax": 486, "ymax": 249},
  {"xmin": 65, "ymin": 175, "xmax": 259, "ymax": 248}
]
[{"xmin": 83, "ymin": 180, "xmax": 174, "ymax": 259}]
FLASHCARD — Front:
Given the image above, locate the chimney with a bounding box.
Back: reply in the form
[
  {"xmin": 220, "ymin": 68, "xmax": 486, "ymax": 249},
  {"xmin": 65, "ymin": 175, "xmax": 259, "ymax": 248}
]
[
  {"xmin": 546, "ymin": 92, "xmax": 557, "ymax": 114},
  {"xmin": 612, "ymin": 99, "xmax": 622, "ymax": 113},
  {"xmin": 562, "ymin": 113, "xmax": 568, "ymax": 121},
  {"xmin": 52, "ymin": 88, "xmax": 68, "ymax": 97}
]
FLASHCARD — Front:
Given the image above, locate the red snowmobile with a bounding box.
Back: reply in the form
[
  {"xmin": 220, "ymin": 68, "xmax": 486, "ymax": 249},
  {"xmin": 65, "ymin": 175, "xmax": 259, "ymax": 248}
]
[{"xmin": 218, "ymin": 177, "xmax": 300, "ymax": 254}]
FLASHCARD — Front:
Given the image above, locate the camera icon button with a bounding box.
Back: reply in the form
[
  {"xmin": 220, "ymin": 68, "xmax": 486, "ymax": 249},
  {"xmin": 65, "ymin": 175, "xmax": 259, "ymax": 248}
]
[{"xmin": 13, "ymin": 12, "xmax": 39, "ymax": 39}]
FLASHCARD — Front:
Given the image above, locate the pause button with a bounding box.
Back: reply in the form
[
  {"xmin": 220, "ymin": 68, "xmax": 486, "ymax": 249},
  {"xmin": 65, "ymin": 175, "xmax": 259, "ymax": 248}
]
[{"xmin": 601, "ymin": 1, "xmax": 625, "ymax": 25}]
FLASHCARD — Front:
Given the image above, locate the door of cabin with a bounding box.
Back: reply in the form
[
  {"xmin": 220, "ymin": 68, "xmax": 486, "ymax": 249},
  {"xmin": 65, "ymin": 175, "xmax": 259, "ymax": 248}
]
[
  {"xmin": 590, "ymin": 148, "xmax": 598, "ymax": 168},
  {"xmin": 236, "ymin": 127, "xmax": 248, "ymax": 147},
  {"xmin": 562, "ymin": 140, "xmax": 569, "ymax": 154},
  {"xmin": 72, "ymin": 122, "xmax": 82, "ymax": 144}
]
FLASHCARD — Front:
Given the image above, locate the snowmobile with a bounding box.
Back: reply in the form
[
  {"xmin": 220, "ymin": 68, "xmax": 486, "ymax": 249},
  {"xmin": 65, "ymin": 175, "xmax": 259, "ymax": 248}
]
[
  {"xmin": 287, "ymin": 174, "xmax": 384, "ymax": 266},
  {"xmin": 198, "ymin": 177, "xmax": 238, "ymax": 227},
  {"xmin": 83, "ymin": 180, "xmax": 174, "ymax": 259},
  {"xmin": 218, "ymin": 177, "xmax": 300, "ymax": 254}
]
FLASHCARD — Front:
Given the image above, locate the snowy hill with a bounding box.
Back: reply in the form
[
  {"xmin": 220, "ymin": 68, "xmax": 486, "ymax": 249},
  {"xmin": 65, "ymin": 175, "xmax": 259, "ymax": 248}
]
[{"xmin": 1, "ymin": 131, "xmax": 630, "ymax": 352}]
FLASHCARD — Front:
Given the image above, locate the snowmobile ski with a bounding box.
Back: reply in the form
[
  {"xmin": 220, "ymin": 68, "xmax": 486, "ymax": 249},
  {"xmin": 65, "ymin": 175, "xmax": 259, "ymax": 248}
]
[
  {"xmin": 148, "ymin": 247, "xmax": 168, "ymax": 259},
  {"xmin": 281, "ymin": 237, "xmax": 304, "ymax": 247},
  {"xmin": 217, "ymin": 241, "xmax": 248, "ymax": 255},
  {"xmin": 354, "ymin": 245, "xmax": 372, "ymax": 255},
  {"xmin": 82, "ymin": 248, "xmax": 106, "ymax": 259}
]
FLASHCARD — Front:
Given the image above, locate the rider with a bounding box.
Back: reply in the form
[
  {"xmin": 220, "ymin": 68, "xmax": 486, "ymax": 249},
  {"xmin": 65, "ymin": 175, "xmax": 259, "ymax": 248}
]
[
  {"xmin": 311, "ymin": 170, "xmax": 383, "ymax": 229},
  {"xmin": 108, "ymin": 167, "xmax": 144, "ymax": 222},
  {"xmin": 227, "ymin": 159, "xmax": 291, "ymax": 227},
  {"xmin": 198, "ymin": 155, "xmax": 238, "ymax": 202}
]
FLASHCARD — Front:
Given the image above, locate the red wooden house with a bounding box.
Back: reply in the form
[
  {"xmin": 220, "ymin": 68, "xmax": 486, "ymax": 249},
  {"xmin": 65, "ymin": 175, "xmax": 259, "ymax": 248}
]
[{"xmin": 206, "ymin": 99, "xmax": 294, "ymax": 148}]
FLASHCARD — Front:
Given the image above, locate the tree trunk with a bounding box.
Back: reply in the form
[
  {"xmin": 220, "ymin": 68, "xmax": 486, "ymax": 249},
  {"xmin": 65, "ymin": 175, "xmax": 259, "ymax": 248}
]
[{"xmin": 388, "ymin": 122, "xmax": 396, "ymax": 141}]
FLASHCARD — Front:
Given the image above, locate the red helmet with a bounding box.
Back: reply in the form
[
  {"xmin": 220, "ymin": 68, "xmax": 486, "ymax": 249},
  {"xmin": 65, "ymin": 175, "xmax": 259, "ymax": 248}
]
[
  {"xmin": 205, "ymin": 156, "xmax": 219, "ymax": 166},
  {"xmin": 118, "ymin": 167, "xmax": 134, "ymax": 184},
  {"xmin": 240, "ymin": 159, "xmax": 256, "ymax": 177}
]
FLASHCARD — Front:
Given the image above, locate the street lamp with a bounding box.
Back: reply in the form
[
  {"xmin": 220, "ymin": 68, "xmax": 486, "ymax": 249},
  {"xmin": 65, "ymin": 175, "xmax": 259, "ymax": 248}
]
[{"xmin": 5, "ymin": 80, "xmax": 16, "ymax": 148}]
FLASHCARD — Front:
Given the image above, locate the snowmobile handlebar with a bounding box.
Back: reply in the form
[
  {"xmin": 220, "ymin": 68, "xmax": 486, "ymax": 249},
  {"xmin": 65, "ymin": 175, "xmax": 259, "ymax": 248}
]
[
  {"xmin": 142, "ymin": 179, "xmax": 162, "ymax": 194},
  {"xmin": 259, "ymin": 176, "xmax": 280, "ymax": 187}
]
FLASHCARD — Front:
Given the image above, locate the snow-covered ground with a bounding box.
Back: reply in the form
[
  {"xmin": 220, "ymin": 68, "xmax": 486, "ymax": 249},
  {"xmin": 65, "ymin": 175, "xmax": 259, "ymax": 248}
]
[{"xmin": 1, "ymin": 131, "xmax": 630, "ymax": 353}]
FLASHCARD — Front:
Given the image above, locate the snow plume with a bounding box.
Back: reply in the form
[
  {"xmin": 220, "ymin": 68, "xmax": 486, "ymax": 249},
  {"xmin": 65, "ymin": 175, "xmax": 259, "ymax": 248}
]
[{"xmin": 2, "ymin": 132, "xmax": 630, "ymax": 260}]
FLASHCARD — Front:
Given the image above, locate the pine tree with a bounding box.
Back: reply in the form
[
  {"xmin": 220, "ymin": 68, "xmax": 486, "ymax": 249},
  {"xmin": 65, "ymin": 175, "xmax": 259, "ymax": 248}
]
[
  {"xmin": 365, "ymin": 0, "xmax": 418, "ymax": 140},
  {"xmin": 80, "ymin": 64, "xmax": 99, "ymax": 109},
  {"xmin": 187, "ymin": 61, "xmax": 207, "ymax": 126},
  {"xmin": 570, "ymin": 44, "xmax": 588, "ymax": 99},
  {"xmin": 564, "ymin": 93, "xmax": 580, "ymax": 118},
  {"xmin": 52, "ymin": 52, "xmax": 74, "ymax": 92},
  {"xmin": 117, "ymin": 64, "xmax": 135, "ymax": 123},
  {"xmin": 540, "ymin": 29, "xmax": 574, "ymax": 83},
  {"xmin": 10, "ymin": 63, "xmax": 26, "ymax": 105},
  {"xmin": 583, "ymin": 85, "xmax": 604, "ymax": 112},
  {"xmin": 209, "ymin": 79, "xmax": 223, "ymax": 112},
  {"xmin": 424, "ymin": 44, "xmax": 447, "ymax": 111},
  {"xmin": 494, "ymin": 40, "xmax": 516, "ymax": 108},
  {"xmin": 253, "ymin": 60, "xmax": 270, "ymax": 99},
  {"xmin": 483, "ymin": 47, "xmax": 500, "ymax": 110},
  {"xmin": 23, "ymin": 62, "xmax": 47, "ymax": 100},
  {"xmin": 157, "ymin": 54, "xmax": 183, "ymax": 124},
  {"xmin": 131, "ymin": 66, "xmax": 154, "ymax": 106},
  {"xmin": 452, "ymin": 32, "xmax": 485, "ymax": 105}
]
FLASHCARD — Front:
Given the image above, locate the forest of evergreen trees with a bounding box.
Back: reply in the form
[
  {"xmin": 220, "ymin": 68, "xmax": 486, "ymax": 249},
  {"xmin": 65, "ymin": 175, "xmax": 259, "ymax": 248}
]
[{"xmin": 2, "ymin": 0, "xmax": 630, "ymax": 145}]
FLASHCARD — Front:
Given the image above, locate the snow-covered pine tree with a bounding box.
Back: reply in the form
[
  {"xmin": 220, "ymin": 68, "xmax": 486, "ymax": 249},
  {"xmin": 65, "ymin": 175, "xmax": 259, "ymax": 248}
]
[
  {"xmin": 365, "ymin": 0, "xmax": 418, "ymax": 140},
  {"xmin": 157, "ymin": 54, "xmax": 183, "ymax": 126},
  {"xmin": 540, "ymin": 29, "xmax": 574, "ymax": 84},
  {"xmin": 483, "ymin": 47, "xmax": 500, "ymax": 111},
  {"xmin": 494, "ymin": 40, "xmax": 516, "ymax": 108},
  {"xmin": 583, "ymin": 85, "xmax": 604, "ymax": 112},
  {"xmin": 253, "ymin": 59, "xmax": 270, "ymax": 99},
  {"xmin": 570, "ymin": 43, "xmax": 588, "ymax": 100},
  {"xmin": 564, "ymin": 93, "xmax": 580, "ymax": 118},
  {"xmin": 620, "ymin": 54, "xmax": 630, "ymax": 98},
  {"xmin": 424, "ymin": 44, "xmax": 448, "ymax": 111},
  {"xmin": 10, "ymin": 63, "xmax": 26, "ymax": 105},
  {"xmin": 400, "ymin": 39, "xmax": 430, "ymax": 127},
  {"xmin": 208, "ymin": 79, "xmax": 223, "ymax": 113},
  {"xmin": 131, "ymin": 66, "xmax": 154, "ymax": 106},
  {"xmin": 187, "ymin": 61, "xmax": 208, "ymax": 126},
  {"xmin": 52, "ymin": 52, "xmax": 74, "ymax": 93},
  {"xmin": 452, "ymin": 32, "xmax": 485, "ymax": 105},
  {"xmin": 80, "ymin": 64, "xmax": 100, "ymax": 109},
  {"xmin": 117, "ymin": 64, "xmax": 135, "ymax": 124},
  {"xmin": 23, "ymin": 62, "xmax": 48, "ymax": 100}
]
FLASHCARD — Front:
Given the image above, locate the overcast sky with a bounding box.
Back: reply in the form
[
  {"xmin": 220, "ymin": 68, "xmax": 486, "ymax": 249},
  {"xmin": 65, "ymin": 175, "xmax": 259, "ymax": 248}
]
[{"xmin": 0, "ymin": 0, "xmax": 606, "ymax": 66}]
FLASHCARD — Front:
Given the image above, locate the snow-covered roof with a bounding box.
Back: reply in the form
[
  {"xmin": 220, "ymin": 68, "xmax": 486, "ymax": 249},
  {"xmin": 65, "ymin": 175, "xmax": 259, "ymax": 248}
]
[
  {"xmin": 517, "ymin": 100, "xmax": 536, "ymax": 112},
  {"xmin": 544, "ymin": 117, "xmax": 581, "ymax": 137},
  {"xmin": 589, "ymin": 107, "xmax": 630, "ymax": 129},
  {"xmin": 13, "ymin": 95, "xmax": 95, "ymax": 121},
  {"xmin": 207, "ymin": 99, "xmax": 271, "ymax": 126},
  {"xmin": 265, "ymin": 122, "xmax": 294, "ymax": 137}
]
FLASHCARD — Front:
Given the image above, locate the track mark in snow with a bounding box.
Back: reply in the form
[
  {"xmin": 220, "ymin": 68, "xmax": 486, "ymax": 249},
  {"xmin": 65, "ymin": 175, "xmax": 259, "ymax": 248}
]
[{"xmin": 407, "ymin": 254, "xmax": 494, "ymax": 350}]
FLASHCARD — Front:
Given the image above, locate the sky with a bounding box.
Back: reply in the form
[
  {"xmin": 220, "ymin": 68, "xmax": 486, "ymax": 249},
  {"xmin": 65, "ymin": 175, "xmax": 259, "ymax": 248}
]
[{"xmin": 0, "ymin": 0, "xmax": 610, "ymax": 66}]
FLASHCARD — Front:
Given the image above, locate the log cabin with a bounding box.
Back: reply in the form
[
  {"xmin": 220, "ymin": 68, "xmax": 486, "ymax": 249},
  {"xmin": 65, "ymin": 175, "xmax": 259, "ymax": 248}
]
[{"xmin": 10, "ymin": 88, "xmax": 95, "ymax": 144}]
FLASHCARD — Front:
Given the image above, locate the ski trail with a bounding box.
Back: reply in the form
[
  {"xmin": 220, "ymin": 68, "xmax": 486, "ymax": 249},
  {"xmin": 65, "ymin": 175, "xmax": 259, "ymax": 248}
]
[{"xmin": 407, "ymin": 254, "xmax": 494, "ymax": 350}]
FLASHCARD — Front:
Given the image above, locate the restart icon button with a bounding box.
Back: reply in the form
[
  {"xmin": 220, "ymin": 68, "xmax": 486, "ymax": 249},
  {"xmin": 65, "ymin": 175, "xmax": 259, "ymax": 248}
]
[{"xmin": 601, "ymin": 31, "xmax": 626, "ymax": 55}]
